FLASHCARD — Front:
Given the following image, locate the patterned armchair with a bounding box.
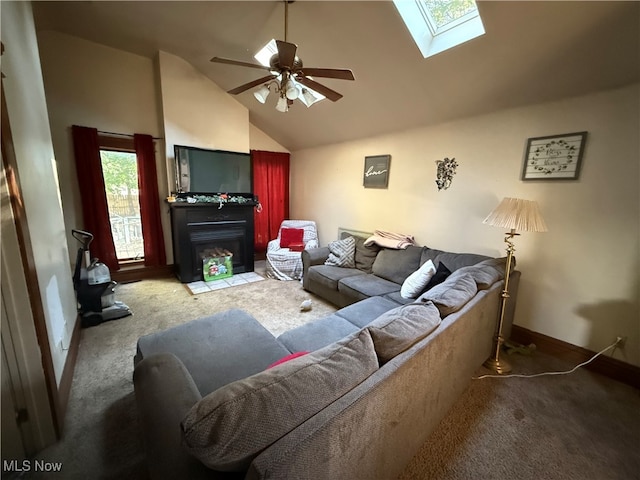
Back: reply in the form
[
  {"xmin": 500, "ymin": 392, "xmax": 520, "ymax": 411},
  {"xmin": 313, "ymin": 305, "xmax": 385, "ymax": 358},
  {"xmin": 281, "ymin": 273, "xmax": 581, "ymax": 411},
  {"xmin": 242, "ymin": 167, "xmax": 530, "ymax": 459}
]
[{"xmin": 265, "ymin": 220, "xmax": 318, "ymax": 281}]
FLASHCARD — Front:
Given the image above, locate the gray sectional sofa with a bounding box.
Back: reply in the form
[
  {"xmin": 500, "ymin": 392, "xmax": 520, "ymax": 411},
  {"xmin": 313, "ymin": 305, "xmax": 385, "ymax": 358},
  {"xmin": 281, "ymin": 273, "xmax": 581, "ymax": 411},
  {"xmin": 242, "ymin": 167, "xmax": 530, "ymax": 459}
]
[
  {"xmin": 133, "ymin": 237, "xmax": 520, "ymax": 480},
  {"xmin": 302, "ymin": 236, "xmax": 494, "ymax": 308}
]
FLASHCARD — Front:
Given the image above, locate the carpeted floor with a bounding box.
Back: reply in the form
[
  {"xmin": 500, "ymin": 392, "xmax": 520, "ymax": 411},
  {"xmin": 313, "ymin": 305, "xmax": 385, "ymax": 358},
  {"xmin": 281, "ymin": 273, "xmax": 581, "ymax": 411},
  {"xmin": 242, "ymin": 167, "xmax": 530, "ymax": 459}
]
[{"xmin": 24, "ymin": 262, "xmax": 640, "ymax": 479}]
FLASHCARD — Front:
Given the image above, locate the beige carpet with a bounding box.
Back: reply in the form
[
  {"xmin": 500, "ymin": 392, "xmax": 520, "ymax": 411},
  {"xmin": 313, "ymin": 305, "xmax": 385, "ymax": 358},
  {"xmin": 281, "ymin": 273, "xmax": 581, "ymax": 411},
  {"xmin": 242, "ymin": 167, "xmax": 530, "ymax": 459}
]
[{"xmin": 24, "ymin": 262, "xmax": 640, "ymax": 479}]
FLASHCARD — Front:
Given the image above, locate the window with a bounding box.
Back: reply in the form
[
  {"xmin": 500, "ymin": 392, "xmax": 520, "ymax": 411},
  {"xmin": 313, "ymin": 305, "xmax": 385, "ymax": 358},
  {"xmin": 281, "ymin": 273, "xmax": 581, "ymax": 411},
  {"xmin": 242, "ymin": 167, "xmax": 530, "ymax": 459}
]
[
  {"xmin": 98, "ymin": 135, "xmax": 144, "ymax": 263},
  {"xmin": 393, "ymin": 0, "xmax": 485, "ymax": 58}
]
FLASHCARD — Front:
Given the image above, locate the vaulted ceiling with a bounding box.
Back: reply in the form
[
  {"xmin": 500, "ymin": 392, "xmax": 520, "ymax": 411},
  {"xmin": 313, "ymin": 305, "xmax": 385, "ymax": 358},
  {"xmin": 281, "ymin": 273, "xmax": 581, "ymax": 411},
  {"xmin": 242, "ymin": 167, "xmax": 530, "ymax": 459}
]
[{"xmin": 32, "ymin": 1, "xmax": 640, "ymax": 151}]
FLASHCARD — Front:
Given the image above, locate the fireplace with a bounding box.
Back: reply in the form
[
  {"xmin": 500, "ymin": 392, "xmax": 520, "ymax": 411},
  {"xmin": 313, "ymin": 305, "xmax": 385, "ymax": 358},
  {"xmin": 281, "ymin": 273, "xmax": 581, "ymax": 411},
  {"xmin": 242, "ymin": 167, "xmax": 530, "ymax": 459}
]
[
  {"xmin": 190, "ymin": 221, "xmax": 246, "ymax": 277},
  {"xmin": 170, "ymin": 203, "xmax": 255, "ymax": 283}
]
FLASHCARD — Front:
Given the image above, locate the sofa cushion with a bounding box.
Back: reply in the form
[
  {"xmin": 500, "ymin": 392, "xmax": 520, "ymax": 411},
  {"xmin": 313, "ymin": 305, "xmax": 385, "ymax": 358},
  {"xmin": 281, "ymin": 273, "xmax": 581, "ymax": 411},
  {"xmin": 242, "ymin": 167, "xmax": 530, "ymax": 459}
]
[
  {"xmin": 383, "ymin": 291, "xmax": 415, "ymax": 305},
  {"xmin": 448, "ymin": 257, "xmax": 508, "ymax": 290},
  {"xmin": 432, "ymin": 251, "xmax": 491, "ymax": 272},
  {"xmin": 367, "ymin": 301, "xmax": 442, "ymax": 364},
  {"xmin": 420, "ymin": 247, "xmax": 447, "ymax": 264},
  {"xmin": 418, "ymin": 273, "xmax": 478, "ymax": 317},
  {"xmin": 371, "ymin": 245, "xmax": 423, "ymax": 285},
  {"xmin": 307, "ymin": 265, "xmax": 364, "ymax": 291},
  {"xmin": 325, "ymin": 236, "xmax": 356, "ymax": 267},
  {"xmin": 135, "ymin": 309, "xmax": 290, "ymax": 396},
  {"xmin": 335, "ymin": 296, "xmax": 401, "ymax": 328},
  {"xmin": 277, "ymin": 314, "xmax": 360, "ymax": 352},
  {"xmin": 400, "ymin": 259, "xmax": 437, "ymax": 299},
  {"xmin": 354, "ymin": 236, "xmax": 381, "ymax": 273},
  {"xmin": 280, "ymin": 228, "xmax": 304, "ymax": 248},
  {"xmin": 181, "ymin": 329, "xmax": 378, "ymax": 471},
  {"xmin": 338, "ymin": 274, "xmax": 401, "ymax": 304}
]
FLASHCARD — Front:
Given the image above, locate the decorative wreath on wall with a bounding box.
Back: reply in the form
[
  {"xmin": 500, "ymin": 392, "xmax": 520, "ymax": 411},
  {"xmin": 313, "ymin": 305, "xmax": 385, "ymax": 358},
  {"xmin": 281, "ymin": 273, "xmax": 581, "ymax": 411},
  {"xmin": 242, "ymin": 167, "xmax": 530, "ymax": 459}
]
[{"xmin": 435, "ymin": 157, "xmax": 458, "ymax": 191}]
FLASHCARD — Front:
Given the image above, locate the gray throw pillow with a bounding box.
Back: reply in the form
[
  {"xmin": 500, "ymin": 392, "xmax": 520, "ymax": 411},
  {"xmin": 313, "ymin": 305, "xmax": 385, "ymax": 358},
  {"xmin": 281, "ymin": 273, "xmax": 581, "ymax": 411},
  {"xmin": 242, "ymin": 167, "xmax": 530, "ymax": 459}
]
[
  {"xmin": 367, "ymin": 301, "xmax": 442, "ymax": 363},
  {"xmin": 417, "ymin": 273, "xmax": 478, "ymax": 317},
  {"xmin": 354, "ymin": 236, "xmax": 381, "ymax": 273},
  {"xmin": 181, "ymin": 329, "xmax": 378, "ymax": 471},
  {"xmin": 325, "ymin": 236, "xmax": 356, "ymax": 267}
]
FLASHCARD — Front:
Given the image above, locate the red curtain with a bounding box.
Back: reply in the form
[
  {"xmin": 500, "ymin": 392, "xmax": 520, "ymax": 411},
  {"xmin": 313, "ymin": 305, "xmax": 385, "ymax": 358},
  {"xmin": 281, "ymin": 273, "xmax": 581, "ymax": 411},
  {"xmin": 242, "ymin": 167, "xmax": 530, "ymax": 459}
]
[
  {"xmin": 134, "ymin": 134, "xmax": 166, "ymax": 267},
  {"xmin": 71, "ymin": 125, "xmax": 119, "ymax": 271},
  {"xmin": 251, "ymin": 150, "xmax": 290, "ymax": 252}
]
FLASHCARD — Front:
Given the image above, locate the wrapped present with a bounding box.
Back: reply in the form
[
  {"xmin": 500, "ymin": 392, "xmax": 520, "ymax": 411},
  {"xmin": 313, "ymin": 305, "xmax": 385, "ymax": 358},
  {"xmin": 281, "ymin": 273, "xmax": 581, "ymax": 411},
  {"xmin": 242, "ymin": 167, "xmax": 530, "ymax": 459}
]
[{"xmin": 202, "ymin": 248, "xmax": 233, "ymax": 281}]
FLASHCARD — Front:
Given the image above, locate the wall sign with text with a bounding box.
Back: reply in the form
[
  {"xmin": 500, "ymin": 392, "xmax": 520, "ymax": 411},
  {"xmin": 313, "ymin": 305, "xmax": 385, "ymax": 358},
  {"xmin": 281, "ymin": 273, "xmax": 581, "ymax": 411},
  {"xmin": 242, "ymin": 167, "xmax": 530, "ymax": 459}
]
[
  {"xmin": 363, "ymin": 155, "xmax": 391, "ymax": 188},
  {"xmin": 522, "ymin": 131, "xmax": 588, "ymax": 181}
]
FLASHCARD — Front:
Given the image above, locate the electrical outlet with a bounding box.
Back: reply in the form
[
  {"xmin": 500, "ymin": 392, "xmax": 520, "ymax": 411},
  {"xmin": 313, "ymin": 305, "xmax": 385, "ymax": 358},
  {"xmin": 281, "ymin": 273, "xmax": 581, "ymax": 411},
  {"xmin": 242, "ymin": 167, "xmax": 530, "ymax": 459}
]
[{"xmin": 616, "ymin": 336, "xmax": 627, "ymax": 348}]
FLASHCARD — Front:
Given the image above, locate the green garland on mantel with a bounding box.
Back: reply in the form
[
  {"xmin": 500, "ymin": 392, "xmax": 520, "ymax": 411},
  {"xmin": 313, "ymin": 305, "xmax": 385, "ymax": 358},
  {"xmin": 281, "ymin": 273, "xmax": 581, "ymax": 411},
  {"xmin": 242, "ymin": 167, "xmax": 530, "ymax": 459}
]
[{"xmin": 175, "ymin": 193, "xmax": 254, "ymax": 208}]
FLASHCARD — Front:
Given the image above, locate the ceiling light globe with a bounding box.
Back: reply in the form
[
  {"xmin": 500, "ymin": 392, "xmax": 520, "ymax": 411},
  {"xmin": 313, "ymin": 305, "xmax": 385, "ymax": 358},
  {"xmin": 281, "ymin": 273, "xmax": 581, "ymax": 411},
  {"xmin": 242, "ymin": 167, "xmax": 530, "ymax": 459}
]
[
  {"xmin": 301, "ymin": 88, "xmax": 319, "ymax": 107},
  {"xmin": 285, "ymin": 82, "xmax": 299, "ymax": 100},
  {"xmin": 275, "ymin": 96, "xmax": 288, "ymax": 112},
  {"xmin": 253, "ymin": 85, "xmax": 270, "ymax": 104}
]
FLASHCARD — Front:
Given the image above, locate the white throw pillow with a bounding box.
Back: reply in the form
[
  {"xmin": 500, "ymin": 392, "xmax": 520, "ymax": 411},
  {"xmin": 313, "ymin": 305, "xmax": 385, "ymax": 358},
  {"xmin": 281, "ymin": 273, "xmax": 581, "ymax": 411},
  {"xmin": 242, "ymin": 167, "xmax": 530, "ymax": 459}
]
[{"xmin": 400, "ymin": 259, "xmax": 436, "ymax": 299}]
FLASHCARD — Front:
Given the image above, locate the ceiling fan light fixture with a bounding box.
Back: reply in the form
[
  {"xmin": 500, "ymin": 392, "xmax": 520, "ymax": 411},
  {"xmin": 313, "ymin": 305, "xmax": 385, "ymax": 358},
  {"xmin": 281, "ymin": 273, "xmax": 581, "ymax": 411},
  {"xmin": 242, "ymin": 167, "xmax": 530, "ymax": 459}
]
[
  {"xmin": 300, "ymin": 88, "xmax": 320, "ymax": 107},
  {"xmin": 285, "ymin": 79, "xmax": 300, "ymax": 100},
  {"xmin": 253, "ymin": 84, "xmax": 271, "ymax": 104},
  {"xmin": 212, "ymin": 1, "xmax": 355, "ymax": 109},
  {"xmin": 275, "ymin": 95, "xmax": 289, "ymax": 112}
]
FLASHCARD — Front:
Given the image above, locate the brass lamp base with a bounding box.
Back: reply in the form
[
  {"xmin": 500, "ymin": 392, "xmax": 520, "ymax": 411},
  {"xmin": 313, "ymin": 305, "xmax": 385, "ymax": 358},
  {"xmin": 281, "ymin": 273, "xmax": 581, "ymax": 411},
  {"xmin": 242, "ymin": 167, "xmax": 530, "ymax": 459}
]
[{"xmin": 483, "ymin": 356, "xmax": 512, "ymax": 375}]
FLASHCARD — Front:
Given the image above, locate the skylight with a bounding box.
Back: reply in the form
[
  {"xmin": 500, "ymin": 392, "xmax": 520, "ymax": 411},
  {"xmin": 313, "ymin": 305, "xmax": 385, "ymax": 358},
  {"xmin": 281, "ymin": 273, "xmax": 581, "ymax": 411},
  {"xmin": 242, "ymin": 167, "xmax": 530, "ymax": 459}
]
[
  {"xmin": 393, "ymin": 0, "xmax": 485, "ymax": 58},
  {"xmin": 254, "ymin": 39, "xmax": 278, "ymax": 70}
]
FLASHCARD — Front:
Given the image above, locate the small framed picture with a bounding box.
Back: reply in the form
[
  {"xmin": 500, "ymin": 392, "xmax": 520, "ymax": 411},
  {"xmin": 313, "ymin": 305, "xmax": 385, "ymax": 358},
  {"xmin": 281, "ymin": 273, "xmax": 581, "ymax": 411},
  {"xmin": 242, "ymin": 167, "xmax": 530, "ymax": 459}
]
[
  {"xmin": 521, "ymin": 131, "xmax": 588, "ymax": 181},
  {"xmin": 363, "ymin": 155, "xmax": 391, "ymax": 188}
]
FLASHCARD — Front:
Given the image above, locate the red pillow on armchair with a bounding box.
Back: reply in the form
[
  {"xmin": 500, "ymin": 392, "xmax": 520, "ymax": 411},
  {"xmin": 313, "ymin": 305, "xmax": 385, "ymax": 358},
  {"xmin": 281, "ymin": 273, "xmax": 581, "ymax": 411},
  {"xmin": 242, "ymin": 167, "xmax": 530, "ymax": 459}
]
[{"xmin": 280, "ymin": 228, "xmax": 304, "ymax": 248}]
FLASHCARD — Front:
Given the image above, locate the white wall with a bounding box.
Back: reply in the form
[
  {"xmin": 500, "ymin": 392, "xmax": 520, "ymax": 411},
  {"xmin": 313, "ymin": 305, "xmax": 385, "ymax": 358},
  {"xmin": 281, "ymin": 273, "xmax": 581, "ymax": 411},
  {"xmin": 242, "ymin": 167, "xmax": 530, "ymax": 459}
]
[
  {"xmin": 157, "ymin": 51, "xmax": 250, "ymax": 192},
  {"xmin": 2, "ymin": 2, "xmax": 78, "ymax": 384},
  {"xmin": 36, "ymin": 30, "xmax": 166, "ymax": 262},
  {"xmin": 290, "ymin": 84, "xmax": 640, "ymax": 367},
  {"xmin": 250, "ymin": 124, "xmax": 289, "ymax": 153}
]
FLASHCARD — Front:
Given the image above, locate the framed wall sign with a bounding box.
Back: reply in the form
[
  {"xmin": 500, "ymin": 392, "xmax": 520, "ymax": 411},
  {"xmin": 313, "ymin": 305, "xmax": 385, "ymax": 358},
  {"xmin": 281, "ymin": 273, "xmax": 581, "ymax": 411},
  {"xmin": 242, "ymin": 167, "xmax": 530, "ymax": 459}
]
[
  {"xmin": 521, "ymin": 131, "xmax": 588, "ymax": 181},
  {"xmin": 363, "ymin": 154, "xmax": 391, "ymax": 188}
]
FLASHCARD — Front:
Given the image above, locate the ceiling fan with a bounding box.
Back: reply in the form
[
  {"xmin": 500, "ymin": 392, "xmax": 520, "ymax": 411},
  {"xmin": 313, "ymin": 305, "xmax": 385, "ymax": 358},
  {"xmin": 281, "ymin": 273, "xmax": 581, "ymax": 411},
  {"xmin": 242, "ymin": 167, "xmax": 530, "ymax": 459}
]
[{"xmin": 210, "ymin": 0, "xmax": 355, "ymax": 110}]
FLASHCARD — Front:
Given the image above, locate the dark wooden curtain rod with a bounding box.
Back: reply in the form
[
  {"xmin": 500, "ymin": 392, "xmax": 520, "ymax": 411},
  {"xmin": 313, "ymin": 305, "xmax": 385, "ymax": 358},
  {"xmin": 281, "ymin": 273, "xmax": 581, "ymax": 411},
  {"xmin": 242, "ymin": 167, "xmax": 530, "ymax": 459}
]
[{"xmin": 98, "ymin": 129, "xmax": 163, "ymax": 141}]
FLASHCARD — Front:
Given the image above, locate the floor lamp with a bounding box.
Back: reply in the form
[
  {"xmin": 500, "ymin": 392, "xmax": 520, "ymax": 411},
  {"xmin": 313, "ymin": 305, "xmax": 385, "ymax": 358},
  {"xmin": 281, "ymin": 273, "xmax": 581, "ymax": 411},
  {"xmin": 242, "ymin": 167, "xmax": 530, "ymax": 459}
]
[{"xmin": 482, "ymin": 197, "xmax": 547, "ymax": 374}]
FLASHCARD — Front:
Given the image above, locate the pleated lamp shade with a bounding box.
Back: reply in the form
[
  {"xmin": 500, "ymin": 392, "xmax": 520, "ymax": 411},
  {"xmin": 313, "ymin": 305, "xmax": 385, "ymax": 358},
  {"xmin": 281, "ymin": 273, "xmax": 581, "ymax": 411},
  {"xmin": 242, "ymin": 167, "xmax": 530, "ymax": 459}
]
[{"xmin": 483, "ymin": 197, "xmax": 548, "ymax": 233}]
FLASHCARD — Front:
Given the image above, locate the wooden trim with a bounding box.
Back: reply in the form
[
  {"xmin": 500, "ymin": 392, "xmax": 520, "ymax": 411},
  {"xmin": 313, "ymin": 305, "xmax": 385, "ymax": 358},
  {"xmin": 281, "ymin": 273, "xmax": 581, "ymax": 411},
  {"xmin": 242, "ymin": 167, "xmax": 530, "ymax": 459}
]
[
  {"xmin": 98, "ymin": 134, "xmax": 135, "ymax": 152},
  {"xmin": 510, "ymin": 325, "xmax": 640, "ymax": 390},
  {"xmin": 1, "ymin": 82, "xmax": 61, "ymax": 437},
  {"xmin": 57, "ymin": 315, "xmax": 81, "ymax": 422},
  {"xmin": 111, "ymin": 264, "xmax": 174, "ymax": 283}
]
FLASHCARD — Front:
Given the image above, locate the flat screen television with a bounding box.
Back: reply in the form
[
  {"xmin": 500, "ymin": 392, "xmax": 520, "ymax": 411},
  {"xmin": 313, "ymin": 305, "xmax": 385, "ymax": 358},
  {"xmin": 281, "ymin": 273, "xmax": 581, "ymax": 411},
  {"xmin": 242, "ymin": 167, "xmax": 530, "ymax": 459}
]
[{"xmin": 174, "ymin": 145, "xmax": 252, "ymax": 194}]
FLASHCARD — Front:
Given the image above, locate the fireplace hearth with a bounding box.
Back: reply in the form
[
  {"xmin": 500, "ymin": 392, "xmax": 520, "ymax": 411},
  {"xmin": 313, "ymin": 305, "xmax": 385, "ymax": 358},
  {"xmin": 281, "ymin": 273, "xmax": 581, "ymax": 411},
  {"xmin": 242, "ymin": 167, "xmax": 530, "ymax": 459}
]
[{"xmin": 170, "ymin": 203, "xmax": 256, "ymax": 283}]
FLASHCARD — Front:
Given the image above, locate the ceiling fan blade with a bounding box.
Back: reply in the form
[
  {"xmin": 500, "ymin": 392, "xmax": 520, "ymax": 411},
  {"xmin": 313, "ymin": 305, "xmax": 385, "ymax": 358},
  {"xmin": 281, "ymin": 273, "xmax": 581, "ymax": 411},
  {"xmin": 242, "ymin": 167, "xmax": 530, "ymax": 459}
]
[
  {"xmin": 296, "ymin": 68, "xmax": 355, "ymax": 81},
  {"xmin": 211, "ymin": 57, "xmax": 271, "ymax": 71},
  {"xmin": 276, "ymin": 40, "xmax": 297, "ymax": 69},
  {"xmin": 296, "ymin": 76, "xmax": 343, "ymax": 102},
  {"xmin": 227, "ymin": 75, "xmax": 277, "ymax": 95}
]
